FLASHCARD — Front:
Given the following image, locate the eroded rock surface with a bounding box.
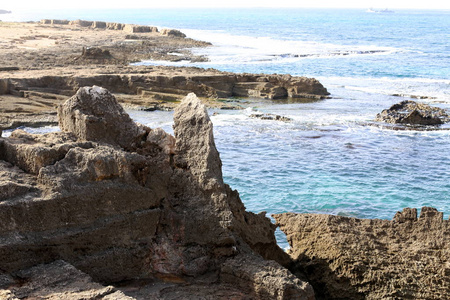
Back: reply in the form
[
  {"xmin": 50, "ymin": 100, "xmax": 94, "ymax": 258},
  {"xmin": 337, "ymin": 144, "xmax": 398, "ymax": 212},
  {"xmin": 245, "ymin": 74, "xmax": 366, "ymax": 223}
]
[
  {"xmin": 0, "ymin": 88, "xmax": 313, "ymax": 299},
  {"xmin": 1, "ymin": 69, "xmax": 329, "ymax": 130},
  {"xmin": 58, "ymin": 86, "xmax": 146, "ymax": 150},
  {"xmin": 375, "ymin": 100, "xmax": 449, "ymax": 125},
  {"xmin": 274, "ymin": 207, "xmax": 450, "ymax": 300},
  {"xmin": 1, "ymin": 260, "xmax": 132, "ymax": 300}
]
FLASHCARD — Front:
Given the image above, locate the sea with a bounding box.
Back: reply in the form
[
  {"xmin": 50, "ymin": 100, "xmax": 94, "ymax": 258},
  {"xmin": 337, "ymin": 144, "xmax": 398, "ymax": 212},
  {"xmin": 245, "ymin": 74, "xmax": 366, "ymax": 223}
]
[{"xmin": 2, "ymin": 8, "xmax": 450, "ymax": 247}]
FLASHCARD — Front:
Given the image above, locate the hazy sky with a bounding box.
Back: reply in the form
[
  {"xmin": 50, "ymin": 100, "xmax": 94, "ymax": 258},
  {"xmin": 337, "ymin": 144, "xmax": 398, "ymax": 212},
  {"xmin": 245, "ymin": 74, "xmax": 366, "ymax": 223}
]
[{"xmin": 5, "ymin": 0, "xmax": 450, "ymax": 10}]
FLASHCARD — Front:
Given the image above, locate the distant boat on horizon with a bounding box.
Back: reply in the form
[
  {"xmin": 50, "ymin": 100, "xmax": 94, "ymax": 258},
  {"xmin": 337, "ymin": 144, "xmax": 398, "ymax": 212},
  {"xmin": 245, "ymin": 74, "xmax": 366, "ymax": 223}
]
[{"xmin": 366, "ymin": 8, "xmax": 395, "ymax": 13}]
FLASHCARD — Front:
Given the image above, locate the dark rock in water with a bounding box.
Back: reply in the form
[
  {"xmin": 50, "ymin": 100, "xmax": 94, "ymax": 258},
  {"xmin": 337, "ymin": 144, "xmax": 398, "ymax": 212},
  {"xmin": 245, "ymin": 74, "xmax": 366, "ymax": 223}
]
[
  {"xmin": 250, "ymin": 113, "xmax": 292, "ymax": 122},
  {"xmin": 274, "ymin": 207, "xmax": 450, "ymax": 300},
  {"xmin": 0, "ymin": 88, "xmax": 313, "ymax": 299},
  {"xmin": 375, "ymin": 100, "xmax": 449, "ymax": 125}
]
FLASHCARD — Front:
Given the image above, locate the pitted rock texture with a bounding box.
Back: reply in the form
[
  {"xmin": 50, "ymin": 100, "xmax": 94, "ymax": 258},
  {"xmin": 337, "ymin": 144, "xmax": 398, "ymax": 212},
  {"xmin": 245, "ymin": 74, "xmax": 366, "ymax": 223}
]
[
  {"xmin": 274, "ymin": 207, "xmax": 450, "ymax": 300},
  {"xmin": 1, "ymin": 260, "xmax": 132, "ymax": 300},
  {"xmin": 58, "ymin": 86, "xmax": 146, "ymax": 150},
  {"xmin": 4, "ymin": 72, "xmax": 329, "ymax": 102},
  {"xmin": 375, "ymin": 100, "xmax": 450, "ymax": 125},
  {"xmin": 0, "ymin": 88, "xmax": 312, "ymax": 299}
]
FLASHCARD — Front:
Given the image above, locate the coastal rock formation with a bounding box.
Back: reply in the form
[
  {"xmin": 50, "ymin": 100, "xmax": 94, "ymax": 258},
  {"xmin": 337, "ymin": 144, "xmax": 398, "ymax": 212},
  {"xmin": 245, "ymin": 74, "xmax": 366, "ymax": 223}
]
[
  {"xmin": 42, "ymin": 19, "xmax": 159, "ymax": 33},
  {"xmin": 0, "ymin": 88, "xmax": 313, "ymax": 299},
  {"xmin": 123, "ymin": 24, "xmax": 159, "ymax": 33},
  {"xmin": 40, "ymin": 19, "xmax": 70, "ymax": 25},
  {"xmin": 274, "ymin": 207, "xmax": 450, "ymax": 299},
  {"xmin": 57, "ymin": 86, "xmax": 146, "ymax": 150},
  {"xmin": 0, "ymin": 20, "xmax": 330, "ymax": 130},
  {"xmin": 233, "ymin": 74, "xmax": 328, "ymax": 99},
  {"xmin": 160, "ymin": 28, "xmax": 187, "ymax": 38},
  {"xmin": 3, "ymin": 71, "xmax": 329, "ymax": 102},
  {"xmin": 69, "ymin": 19, "xmax": 94, "ymax": 27},
  {"xmin": 375, "ymin": 100, "xmax": 449, "ymax": 125},
  {"xmin": 0, "ymin": 68, "xmax": 329, "ymax": 129}
]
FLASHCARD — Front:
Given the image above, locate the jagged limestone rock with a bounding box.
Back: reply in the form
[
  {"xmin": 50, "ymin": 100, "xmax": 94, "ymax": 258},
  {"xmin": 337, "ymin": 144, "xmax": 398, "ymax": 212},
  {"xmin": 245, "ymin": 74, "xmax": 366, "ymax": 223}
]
[
  {"xmin": 274, "ymin": 207, "xmax": 450, "ymax": 299},
  {"xmin": 58, "ymin": 86, "xmax": 146, "ymax": 150},
  {"xmin": 0, "ymin": 89, "xmax": 313, "ymax": 299}
]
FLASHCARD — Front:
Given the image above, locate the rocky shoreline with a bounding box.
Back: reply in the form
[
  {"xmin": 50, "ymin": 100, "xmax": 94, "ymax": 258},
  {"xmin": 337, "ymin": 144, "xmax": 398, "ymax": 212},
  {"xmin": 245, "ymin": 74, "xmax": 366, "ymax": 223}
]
[
  {"xmin": 1, "ymin": 87, "xmax": 448, "ymax": 299},
  {"xmin": 0, "ymin": 88, "xmax": 315, "ymax": 299},
  {"xmin": 1, "ymin": 20, "xmax": 449, "ymax": 300},
  {"xmin": 0, "ymin": 20, "xmax": 329, "ymax": 130}
]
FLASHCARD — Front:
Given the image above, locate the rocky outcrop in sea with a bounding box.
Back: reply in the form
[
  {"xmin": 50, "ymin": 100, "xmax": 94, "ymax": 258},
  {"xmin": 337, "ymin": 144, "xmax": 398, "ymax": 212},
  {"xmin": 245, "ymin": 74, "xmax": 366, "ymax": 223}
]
[
  {"xmin": 0, "ymin": 87, "xmax": 314, "ymax": 299},
  {"xmin": 376, "ymin": 100, "xmax": 450, "ymax": 126},
  {"xmin": 0, "ymin": 70, "xmax": 329, "ymax": 129}
]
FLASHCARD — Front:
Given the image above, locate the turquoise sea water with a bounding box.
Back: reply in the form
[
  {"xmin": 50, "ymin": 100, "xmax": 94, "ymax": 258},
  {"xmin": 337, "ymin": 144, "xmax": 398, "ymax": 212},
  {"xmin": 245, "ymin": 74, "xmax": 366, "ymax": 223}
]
[{"xmin": 3, "ymin": 8, "xmax": 450, "ymax": 246}]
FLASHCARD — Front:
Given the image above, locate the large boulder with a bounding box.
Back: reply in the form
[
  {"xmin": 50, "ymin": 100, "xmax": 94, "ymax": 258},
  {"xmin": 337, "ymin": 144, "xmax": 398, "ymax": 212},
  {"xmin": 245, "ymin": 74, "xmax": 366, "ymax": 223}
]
[
  {"xmin": 274, "ymin": 207, "xmax": 450, "ymax": 299},
  {"xmin": 58, "ymin": 86, "xmax": 146, "ymax": 150},
  {"xmin": 375, "ymin": 100, "xmax": 449, "ymax": 125}
]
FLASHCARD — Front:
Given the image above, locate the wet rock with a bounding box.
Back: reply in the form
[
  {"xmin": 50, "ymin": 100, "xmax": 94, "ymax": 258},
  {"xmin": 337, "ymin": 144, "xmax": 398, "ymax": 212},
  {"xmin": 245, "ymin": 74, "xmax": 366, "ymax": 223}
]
[
  {"xmin": 375, "ymin": 100, "xmax": 449, "ymax": 125},
  {"xmin": 250, "ymin": 113, "xmax": 292, "ymax": 122},
  {"xmin": 274, "ymin": 207, "xmax": 450, "ymax": 299}
]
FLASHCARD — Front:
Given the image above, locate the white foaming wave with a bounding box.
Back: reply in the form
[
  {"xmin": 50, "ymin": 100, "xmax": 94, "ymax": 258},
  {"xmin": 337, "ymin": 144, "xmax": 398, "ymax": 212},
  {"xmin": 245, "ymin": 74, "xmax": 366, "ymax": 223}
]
[
  {"xmin": 180, "ymin": 29, "xmax": 399, "ymax": 65},
  {"xmin": 1, "ymin": 126, "xmax": 60, "ymax": 137},
  {"xmin": 319, "ymin": 76, "xmax": 450, "ymax": 103},
  {"xmin": 132, "ymin": 60, "xmax": 192, "ymax": 67}
]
